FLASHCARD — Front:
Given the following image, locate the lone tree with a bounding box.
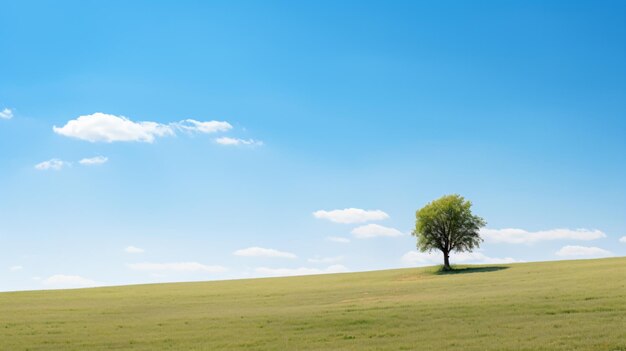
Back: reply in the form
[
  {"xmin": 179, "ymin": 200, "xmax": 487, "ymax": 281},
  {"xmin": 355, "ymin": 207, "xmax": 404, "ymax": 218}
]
[{"xmin": 412, "ymin": 194, "xmax": 486, "ymax": 271}]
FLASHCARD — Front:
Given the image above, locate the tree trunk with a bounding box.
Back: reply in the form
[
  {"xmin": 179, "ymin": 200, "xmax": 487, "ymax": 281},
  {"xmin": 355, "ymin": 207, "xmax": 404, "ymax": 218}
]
[{"xmin": 443, "ymin": 251, "xmax": 451, "ymax": 271}]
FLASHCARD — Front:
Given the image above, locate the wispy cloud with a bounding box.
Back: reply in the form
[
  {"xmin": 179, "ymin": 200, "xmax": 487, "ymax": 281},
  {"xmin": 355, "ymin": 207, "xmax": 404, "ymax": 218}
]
[
  {"xmin": 255, "ymin": 264, "xmax": 348, "ymax": 277},
  {"xmin": 313, "ymin": 208, "xmax": 389, "ymax": 224},
  {"xmin": 327, "ymin": 236, "xmax": 350, "ymax": 243},
  {"xmin": 173, "ymin": 119, "xmax": 232, "ymax": 134},
  {"xmin": 79, "ymin": 156, "xmax": 108, "ymax": 165},
  {"xmin": 124, "ymin": 246, "xmax": 144, "ymax": 254},
  {"xmin": 233, "ymin": 247, "xmax": 297, "ymax": 259},
  {"xmin": 0, "ymin": 108, "xmax": 13, "ymax": 120},
  {"xmin": 215, "ymin": 137, "xmax": 263, "ymax": 146},
  {"xmin": 42, "ymin": 274, "xmax": 102, "ymax": 288},
  {"xmin": 127, "ymin": 262, "xmax": 227, "ymax": 273},
  {"xmin": 351, "ymin": 224, "xmax": 403, "ymax": 238},
  {"xmin": 9, "ymin": 265, "xmax": 23, "ymax": 271},
  {"xmin": 35, "ymin": 159, "xmax": 69, "ymax": 171},
  {"xmin": 619, "ymin": 236, "xmax": 626, "ymax": 243},
  {"xmin": 481, "ymin": 228, "xmax": 606, "ymax": 244},
  {"xmin": 555, "ymin": 245, "xmax": 613, "ymax": 258},
  {"xmin": 53, "ymin": 113, "xmax": 232, "ymax": 143},
  {"xmin": 401, "ymin": 250, "xmax": 518, "ymax": 266}
]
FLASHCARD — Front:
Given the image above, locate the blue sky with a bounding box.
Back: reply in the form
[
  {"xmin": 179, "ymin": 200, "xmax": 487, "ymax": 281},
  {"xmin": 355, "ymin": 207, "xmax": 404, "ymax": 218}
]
[{"xmin": 1, "ymin": 0, "xmax": 625, "ymax": 291}]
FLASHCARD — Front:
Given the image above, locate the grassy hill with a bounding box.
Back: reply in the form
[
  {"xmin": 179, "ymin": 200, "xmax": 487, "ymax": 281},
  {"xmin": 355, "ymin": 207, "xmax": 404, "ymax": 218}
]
[{"xmin": 1, "ymin": 257, "xmax": 625, "ymax": 350}]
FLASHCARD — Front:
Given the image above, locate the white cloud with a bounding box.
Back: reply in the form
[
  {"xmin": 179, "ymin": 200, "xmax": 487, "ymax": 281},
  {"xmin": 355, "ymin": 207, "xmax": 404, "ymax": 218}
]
[
  {"xmin": 9, "ymin": 265, "xmax": 23, "ymax": 271},
  {"xmin": 127, "ymin": 262, "xmax": 227, "ymax": 273},
  {"xmin": 401, "ymin": 250, "xmax": 518, "ymax": 266},
  {"xmin": 42, "ymin": 274, "xmax": 102, "ymax": 288},
  {"xmin": 327, "ymin": 236, "xmax": 350, "ymax": 243},
  {"xmin": 555, "ymin": 245, "xmax": 613, "ymax": 258},
  {"xmin": 233, "ymin": 247, "xmax": 297, "ymax": 259},
  {"xmin": 53, "ymin": 113, "xmax": 234, "ymax": 143},
  {"xmin": 351, "ymin": 224, "xmax": 403, "ymax": 238},
  {"xmin": 79, "ymin": 156, "xmax": 108, "ymax": 165},
  {"xmin": 255, "ymin": 264, "xmax": 349, "ymax": 277},
  {"xmin": 35, "ymin": 158, "xmax": 69, "ymax": 171},
  {"xmin": 0, "ymin": 108, "xmax": 13, "ymax": 119},
  {"xmin": 54, "ymin": 112, "xmax": 265, "ymax": 151},
  {"xmin": 313, "ymin": 208, "xmax": 389, "ymax": 224},
  {"xmin": 308, "ymin": 256, "xmax": 343, "ymax": 264},
  {"xmin": 174, "ymin": 119, "xmax": 232, "ymax": 133},
  {"xmin": 215, "ymin": 137, "xmax": 263, "ymax": 146},
  {"xmin": 481, "ymin": 228, "xmax": 606, "ymax": 244},
  {"xmin": 619, "ymin": 236, "xmax": 626, "ymax": 243},
  {"xmin": 53, "ymin": 113, "xmax": 174, "ymax": 143},
  {"xmin": 124, "ymin": 246, "xmax": 144, "ymax": 254}
]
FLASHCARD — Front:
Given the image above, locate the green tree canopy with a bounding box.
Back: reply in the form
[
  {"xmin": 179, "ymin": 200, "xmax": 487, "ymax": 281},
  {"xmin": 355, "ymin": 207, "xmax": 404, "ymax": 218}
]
[{"xmin": 412, "ymin": 194, "xmax": 486, "ymax": 270}]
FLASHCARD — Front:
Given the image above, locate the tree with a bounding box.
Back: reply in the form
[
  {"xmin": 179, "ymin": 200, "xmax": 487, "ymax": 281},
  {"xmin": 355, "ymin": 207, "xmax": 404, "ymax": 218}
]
[{"xmin": 412, "ymin": 194, "xmax": 486, "ymax": 271}]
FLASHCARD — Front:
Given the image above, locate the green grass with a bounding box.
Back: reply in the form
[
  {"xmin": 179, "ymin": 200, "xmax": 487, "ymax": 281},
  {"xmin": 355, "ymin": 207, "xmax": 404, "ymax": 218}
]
[{"xmin": 1, "ymin": 257, "xmax": 625, "ymax": 350}]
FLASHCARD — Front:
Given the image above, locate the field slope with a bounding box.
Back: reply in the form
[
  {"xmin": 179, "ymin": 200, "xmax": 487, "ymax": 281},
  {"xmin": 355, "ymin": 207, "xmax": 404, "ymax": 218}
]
[{"xmin": 1, "ymin": 257, "xmax": 625, "ymax": 350}]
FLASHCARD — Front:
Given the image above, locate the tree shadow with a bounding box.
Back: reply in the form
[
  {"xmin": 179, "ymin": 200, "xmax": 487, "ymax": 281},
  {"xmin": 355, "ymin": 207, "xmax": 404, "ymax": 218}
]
[{"xmin": 434, "ymin": 266, "xmax": 509, "ymax": 275}]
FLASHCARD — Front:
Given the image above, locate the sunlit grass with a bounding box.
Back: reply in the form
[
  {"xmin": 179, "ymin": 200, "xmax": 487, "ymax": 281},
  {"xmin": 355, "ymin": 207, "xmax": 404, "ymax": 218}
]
[{"xmin": 1, "ymin": 257, "xmax": 624, "ymax": 350}]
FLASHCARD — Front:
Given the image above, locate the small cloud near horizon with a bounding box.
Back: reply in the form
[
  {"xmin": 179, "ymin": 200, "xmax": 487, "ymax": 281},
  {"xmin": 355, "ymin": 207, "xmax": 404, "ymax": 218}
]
[
  {"xmin": 313, "ymin": 208, "xmax": 389, "ymax": 224},
  {"xmin": 351, "ymin": 224, "xmax": 403, "ymax": 238},
  {"xmin": 254, "ymin": 264, "xmax": 348, "ymax": 277},
  {"xmin": 308, "ymin": 256, "xmax": 343, "ymax": 264},
  {"xmin": 127, "ymin": 262, "xmax": 227, "ymax": 273},
  {"xmin": 555, "ymin": 245, "xmax": 613, "ymax": 258},
  {"xmin": 124, "ymin": 246, "xmax": 145, "ymax": 254},
  {"xmin": 233, "ymin": 247, "xmax": 297, "ymax": 259},
  {"xmin": 481, "ymin": 228, "xmax": 606, "ymax": 244},
  {"xmin": 42, "ymin": 274, "xmax": 102, "ymax": 289}
]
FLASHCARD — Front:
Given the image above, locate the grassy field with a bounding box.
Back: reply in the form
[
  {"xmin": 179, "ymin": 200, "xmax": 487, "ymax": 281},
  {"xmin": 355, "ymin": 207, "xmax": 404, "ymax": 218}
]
[{"xmin": 1, "ymin": 257, "xmax": 625, "ymax": 350}]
